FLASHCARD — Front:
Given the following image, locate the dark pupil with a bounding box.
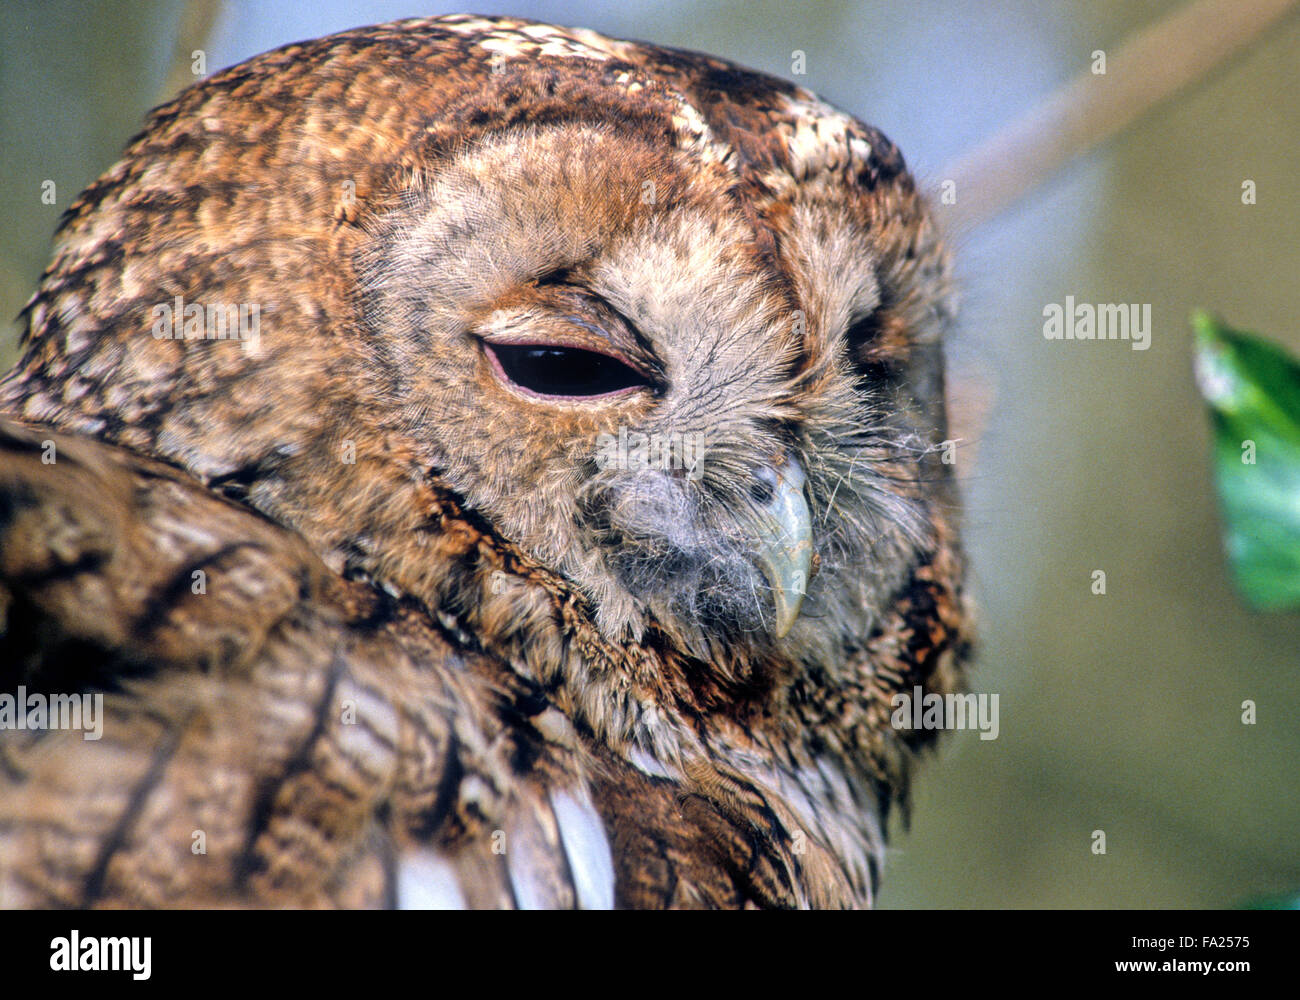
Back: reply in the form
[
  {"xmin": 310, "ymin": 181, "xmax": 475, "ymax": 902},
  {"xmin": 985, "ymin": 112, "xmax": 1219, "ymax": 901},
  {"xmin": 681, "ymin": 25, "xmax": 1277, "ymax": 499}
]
[{"xmin": 492, "ymin": 344, "xmax": 645, "ymax": 396}]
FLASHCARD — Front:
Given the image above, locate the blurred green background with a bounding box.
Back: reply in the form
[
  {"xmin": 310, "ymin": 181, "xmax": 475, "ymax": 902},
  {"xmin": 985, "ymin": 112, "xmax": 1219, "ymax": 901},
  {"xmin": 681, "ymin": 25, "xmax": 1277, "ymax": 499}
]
[{"xmin": 1, "ymin": 0, "xmax": 1297, "ymax": 907}]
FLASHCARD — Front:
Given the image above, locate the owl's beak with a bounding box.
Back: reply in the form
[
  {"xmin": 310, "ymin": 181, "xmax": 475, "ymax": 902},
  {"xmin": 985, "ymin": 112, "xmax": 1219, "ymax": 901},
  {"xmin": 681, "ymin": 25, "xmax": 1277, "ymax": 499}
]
[{"xmin": 750, "ymin": 459, "xmax": 813, "ymax": 639}]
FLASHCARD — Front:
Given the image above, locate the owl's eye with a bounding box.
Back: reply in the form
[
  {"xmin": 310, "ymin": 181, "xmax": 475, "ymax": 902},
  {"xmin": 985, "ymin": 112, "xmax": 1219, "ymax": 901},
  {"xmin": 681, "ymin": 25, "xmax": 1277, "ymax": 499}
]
[{"xmin": 485, "ymin": 343, "xmax": 651, "ymax": 398}]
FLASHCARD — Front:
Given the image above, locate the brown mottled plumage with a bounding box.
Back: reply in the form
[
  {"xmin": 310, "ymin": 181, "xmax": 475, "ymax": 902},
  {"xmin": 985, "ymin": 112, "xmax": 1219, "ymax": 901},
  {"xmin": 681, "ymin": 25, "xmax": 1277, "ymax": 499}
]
[{"xmin": 0, "ymin": 14, "xmax": 970, "ymax": 908}]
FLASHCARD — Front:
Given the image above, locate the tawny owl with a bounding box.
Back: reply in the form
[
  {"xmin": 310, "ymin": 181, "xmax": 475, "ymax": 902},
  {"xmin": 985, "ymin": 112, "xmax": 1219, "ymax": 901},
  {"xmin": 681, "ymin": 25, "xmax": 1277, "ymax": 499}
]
[{"xmin": 0, "ymin": 14, "xmax": 970, "ymax": 909}]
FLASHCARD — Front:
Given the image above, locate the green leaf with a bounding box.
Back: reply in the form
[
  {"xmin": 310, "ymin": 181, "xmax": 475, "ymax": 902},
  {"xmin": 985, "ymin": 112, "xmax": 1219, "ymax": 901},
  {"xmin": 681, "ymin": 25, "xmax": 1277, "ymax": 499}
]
[
  {"xmin": 1238, "ymin": 891, "xmax": 1300, "ymax": 910},
  {"xmin": 1192, "ymin": 311, "xmax": 1300, "ymax": 611}
]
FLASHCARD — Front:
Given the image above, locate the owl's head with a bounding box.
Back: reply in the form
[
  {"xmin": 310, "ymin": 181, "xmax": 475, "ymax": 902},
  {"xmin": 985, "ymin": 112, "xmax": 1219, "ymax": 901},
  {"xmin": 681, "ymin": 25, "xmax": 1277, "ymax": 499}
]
[{"xmin": 4, "ymin": 16, "xmax": 962, "ymax": 708}]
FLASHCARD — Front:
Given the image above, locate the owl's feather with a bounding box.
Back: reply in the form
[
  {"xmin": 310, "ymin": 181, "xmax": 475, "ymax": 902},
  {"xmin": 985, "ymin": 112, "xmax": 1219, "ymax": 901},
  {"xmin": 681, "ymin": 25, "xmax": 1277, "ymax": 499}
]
[{"xmin": 0, "ymin": 418, "xmax": 609, "ymax": 907}]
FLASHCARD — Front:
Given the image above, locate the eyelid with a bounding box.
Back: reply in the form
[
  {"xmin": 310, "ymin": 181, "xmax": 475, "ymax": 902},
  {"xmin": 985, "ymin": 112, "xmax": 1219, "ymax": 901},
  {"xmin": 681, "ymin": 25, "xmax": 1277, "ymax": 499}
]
[
  {"xmin": 477, "ymin": 314, "xmax": 658, "ymax": 380},
  {"xmin": 475, "ymin": 277, "xmax": 661, "ymax": 371}
]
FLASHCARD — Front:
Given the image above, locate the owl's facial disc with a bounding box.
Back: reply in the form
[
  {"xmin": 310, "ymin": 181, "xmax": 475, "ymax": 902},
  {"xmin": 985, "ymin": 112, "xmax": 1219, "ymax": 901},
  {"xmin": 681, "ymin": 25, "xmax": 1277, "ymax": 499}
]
[{"xmin": 357, "ymin": 123, "xmax": 937, "ymax": 650}]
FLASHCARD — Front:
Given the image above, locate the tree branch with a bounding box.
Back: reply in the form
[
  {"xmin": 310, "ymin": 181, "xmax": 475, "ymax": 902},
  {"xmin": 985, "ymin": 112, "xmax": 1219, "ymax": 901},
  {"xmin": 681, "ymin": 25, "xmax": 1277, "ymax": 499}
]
[{"xmin": 940, "ymin": 0, "xmax": 1299, "ymax": 231}]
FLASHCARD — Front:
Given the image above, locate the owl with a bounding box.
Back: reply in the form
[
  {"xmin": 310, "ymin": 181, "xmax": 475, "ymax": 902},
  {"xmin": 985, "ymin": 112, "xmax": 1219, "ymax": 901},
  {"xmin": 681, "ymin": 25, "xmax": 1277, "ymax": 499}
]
[{"xmin": 0, "ymin": 14, "xmax": 970, "ymax": 908}]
